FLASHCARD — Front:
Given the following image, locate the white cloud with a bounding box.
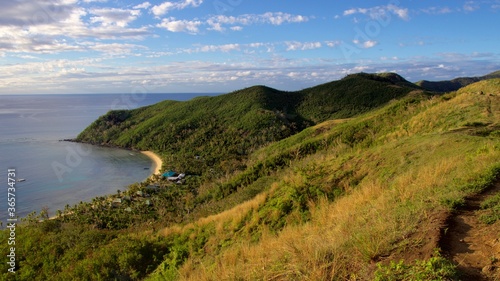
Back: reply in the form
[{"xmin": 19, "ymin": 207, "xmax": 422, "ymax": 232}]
[
  {"xmin": 207, "ymin": 22, "xmax": 224, "ymax": 32},
  {"xmin": 388, "ymin": 4, "xmax": 409, "ymax": 20},
  {"xmin": 285, "ymin": 41, "xmax": 322, "ymax": 51},
  {"xmin": 353, "ymin": 39, "xmax": 378, "ymax": 48},
  {"xmin": 165, "ymin": 12, "xmax": 309, "ymax": 33},
  {"xmin": 421, "ymin": 7, "xmax": 453, "ymax": 15},
  {"xmin": 219, "ymin": 12, "xmax": 308, "ymax": 26},
  {"xmin": 156, "ymin": 17, "xmax": 202, "ymax": 33},
  {"xmin": 151, "ymin": 0, "xmax": 204, "ymax": 17},
  {"xmin": 199, "ymin": 44, "xmax": 240, "ymax": 52},
  {"xmin": 151, "ymin": 2, "xmax": 175, "ymax": 17},
  {"xmin": 134, "ymin": 2, "xmax": 151, "ymax": 9},
  {"xmin": 2, "ymin": 52, "xmax": 499, "ymax": 94},
  {"xmin": 380, "ymin": 56, "xmax": 399, "ymax": 61},
  {"xmin": 463, "ymin": 1, "xmax": 480, "ymax": 12},
  {"xmin": 0, "ymin": 1, "xmax": 152, "ymax": 55},
  {"xmin": 343, "ymin": 8, "xmax": 357, "ymax": 16},
  {"xmin": 182, "ymin": 40, "xmax": 327, "ymax": 54},
  {"xmin": 0, "ymin": 0, "xmax": 78, "ymax": 27},
  {"xmin": 343, "ymin": 4, "xmax": 409, "ymax": 21},
  {"xmin": 261, "ymin": 12, "xmax": 308, "ymax": 25},
  {"xmin": 236, "ymin": 71, "xmax": 252, "ymax": 77},
  {"xmin": 363, "ymin": 40, "xmax": 378, "ymax": 48},
  {"xmin": 248, "ymin": 43, "xmax": 264, "ymax": 48},
  {"xmin": 325, "ymin": 40, "xmax": 341, "ymax": 48},
  {"xmin": 13, "ymin": 54, "xmax": 39, "ymax": 59},
  {"xmin": 86, "ymin": 42, "xmax": 148, "ymax": 55},
  {"xmin": 146, "ymin": 51, "xmax": 174, "ymax": 58},
  {"xmin": 89, "ymin": 8, "xmax": 141, "ymax": 27}
]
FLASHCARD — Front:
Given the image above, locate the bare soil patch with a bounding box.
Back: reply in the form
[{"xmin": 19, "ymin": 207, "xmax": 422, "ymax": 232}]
[{"xmin": 440, "ymin": 181, "xmax": 500, "ymax": 280}]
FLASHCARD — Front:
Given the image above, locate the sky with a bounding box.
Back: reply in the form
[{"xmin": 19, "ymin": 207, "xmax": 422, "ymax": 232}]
[{"xmin": 1, "ymin": 0, "xmax": 500, "ymax": 94}]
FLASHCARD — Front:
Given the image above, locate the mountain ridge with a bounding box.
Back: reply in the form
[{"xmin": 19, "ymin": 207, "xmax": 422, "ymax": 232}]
[
  {"xmin": 75, "ymin": 72, "xmax": 423, "ymax": 176},
  {"xmin": 416, "ymin": 70, "xmax": 500, "ymax": 92}
]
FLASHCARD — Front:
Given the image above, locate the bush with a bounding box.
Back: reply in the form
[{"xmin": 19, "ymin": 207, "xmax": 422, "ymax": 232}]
[
  {"xmin": 480, "ymin": 193, "xmax": 500, "ymax": 224},
  {"xmin": 375, "ymin": 253, "xmax": 459, "ymax": 281}
]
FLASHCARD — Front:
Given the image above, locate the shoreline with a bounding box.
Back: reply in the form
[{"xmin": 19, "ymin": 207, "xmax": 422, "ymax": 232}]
[
  {"xmin": 141, "ymin": 150, "xmax": 163, "ymax": 176},
  {"xmin": 48, "ymin": 151, "xmax": 163, "ymax": 220}
]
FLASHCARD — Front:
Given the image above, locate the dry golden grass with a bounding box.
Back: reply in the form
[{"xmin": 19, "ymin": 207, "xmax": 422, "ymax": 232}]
[
  {"xmin": 384, "ymin": 89, "xmax": 499, "ymax": 143},
  {"xmin": 147, "ymin": 82, "xmax": 500, "ymax": 280},
  {"xmin": 173, "ymin": 135, "xmax": 500, "ymax": 280},
  {"xmin": 159, "ymin": 184, "xmax": 274, "ymax": 238}
]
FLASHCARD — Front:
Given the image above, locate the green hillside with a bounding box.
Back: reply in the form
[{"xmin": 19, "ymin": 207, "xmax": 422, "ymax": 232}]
[
  {"xmin": 76, "ymin": 72, "xmax": 420, "ymax": 176},
  {"xmin": 1, "ymin": 77, "xmax": 499, "ymax": 281},
  {"xmin": 416, "ymin": 70, "xmax": 500, "ymax": 92}
]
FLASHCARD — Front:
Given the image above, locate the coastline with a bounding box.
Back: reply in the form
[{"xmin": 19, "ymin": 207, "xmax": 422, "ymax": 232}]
[
  {"xmin": 48, "ymin": 151, "xmax": 162, "ymax": 221},
  {"xmin": 141, "ymin": 150, "xmax": 163, "ymax": 176}
]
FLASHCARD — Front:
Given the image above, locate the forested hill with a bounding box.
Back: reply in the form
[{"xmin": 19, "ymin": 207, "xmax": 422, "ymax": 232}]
[{"xmin": 75, "ymin": 72, "xmax": 422, "ymax": 174}]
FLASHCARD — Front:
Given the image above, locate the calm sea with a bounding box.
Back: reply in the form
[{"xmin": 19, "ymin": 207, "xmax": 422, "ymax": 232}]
[{"xmin": 0, "ymin": 93, "xmax": 215, "ymax": 222}]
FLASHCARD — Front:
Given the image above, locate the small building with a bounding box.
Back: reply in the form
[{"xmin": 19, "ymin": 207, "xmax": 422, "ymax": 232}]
[
  {"xmin": 162, "ymin": 170, "xmax": 177, "ymax": 178},
  {"xmin": 167, "ymin": 173, "xmax": 186, "ymax": 182},
  {"xmin": 111, "ymin": 198, "xmax": 122, "ymax": 208}
]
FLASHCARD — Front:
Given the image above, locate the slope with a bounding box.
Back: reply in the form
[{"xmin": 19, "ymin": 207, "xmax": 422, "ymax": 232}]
[
  {"xmin": 416, "ymin": 70, "xmax": 500, "ymax": 92},
  {"xmin": 1, "ymin": 79, "xmax": 498, "ymax": 281},
  {"xmin": 76, "ymin": 86, "xmax": 305, "ymax": 175},
  {"xmin": 147, "ymin": 79, "xmax": 500, "ymax": 280},
  {"xmin": 75, "ymin": 72, "xmax": 420, "ymax": 176}
]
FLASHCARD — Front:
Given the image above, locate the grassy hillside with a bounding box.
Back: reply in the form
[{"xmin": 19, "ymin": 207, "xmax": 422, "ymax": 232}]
[
  {"xmin": 296, "ymin": 72, "xmax": 422, "ymax": 123},
  {"xmin": 416, "ymin": 70, "xmax": 500, "ymax": 92},
  {"xmin": 1, "ymin": 77, "xmax": 498, "ymax": 280},
  {"xmin": 76, "ymin": 72, "xmax": 419, "ymax": 177},
  {"xmin": 146, "ymin": 79, "xmax": 500, "ymax": 280}
]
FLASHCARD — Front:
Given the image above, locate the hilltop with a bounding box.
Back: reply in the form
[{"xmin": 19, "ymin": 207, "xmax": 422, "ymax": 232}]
[
  {"xmin": 1, "ymin": 75, "xmax": 499, "ymax": 280},
  {"xmin": 75, "ymin": 72, "xmax": 421, "ymax": 176},
  {"xmin": 416, "ymin": 70, "xmax": 500, "ymax": 92}
]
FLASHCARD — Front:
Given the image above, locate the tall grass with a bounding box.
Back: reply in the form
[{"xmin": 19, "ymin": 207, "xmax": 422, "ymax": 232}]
[
  {"xmin": 148, "ymin": 80, "xmax": 500, "ymax": 280},
  {"xmin": 175, "ymin": 137, "xmax": 499, "ymax": 280}
]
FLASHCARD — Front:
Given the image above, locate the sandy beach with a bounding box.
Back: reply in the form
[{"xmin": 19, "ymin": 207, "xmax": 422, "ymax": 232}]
[{"xmin": 141, "ymin": 151, "xmax": 163, "ymax": 176}]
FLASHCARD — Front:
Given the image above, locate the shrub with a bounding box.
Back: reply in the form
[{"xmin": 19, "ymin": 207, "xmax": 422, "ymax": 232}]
[{"xmin": 375, "ymin": 253, "xmax": 459, "ymax": 281}]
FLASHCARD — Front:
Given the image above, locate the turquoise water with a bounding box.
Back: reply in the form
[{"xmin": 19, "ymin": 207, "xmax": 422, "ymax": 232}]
[
  {"xmin": 1, "ymin": 140, "xmax": 153, "ymax": 220},
  {"xmin": 0, "ymin": 93, "xmax": 215, "ymax": 221}
]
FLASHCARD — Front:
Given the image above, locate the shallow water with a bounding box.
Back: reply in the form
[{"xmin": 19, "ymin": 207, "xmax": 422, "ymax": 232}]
[{"xmin": 0, "ymin": 93, "xmax": 213, "ymax": 220}]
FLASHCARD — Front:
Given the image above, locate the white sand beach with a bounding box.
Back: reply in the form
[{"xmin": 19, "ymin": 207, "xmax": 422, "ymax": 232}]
[{"xmin": 141, "ymin": 151, "xmax": 163, "ymax": 176}]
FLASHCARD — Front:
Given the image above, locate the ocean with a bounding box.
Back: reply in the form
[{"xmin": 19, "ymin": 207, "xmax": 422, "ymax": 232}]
[{"xmin": 0, "ymin": 93, "xmax": 214, "ymax": 222}]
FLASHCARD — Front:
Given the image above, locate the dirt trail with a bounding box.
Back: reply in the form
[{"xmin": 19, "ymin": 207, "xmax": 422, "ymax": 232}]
[{"xmin": 440, "ymin": 181, "xmax": 500, "ymax": 280}]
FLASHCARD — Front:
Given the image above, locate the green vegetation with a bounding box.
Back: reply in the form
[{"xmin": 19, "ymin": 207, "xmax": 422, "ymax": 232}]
[
  {"xmin": 76, "ymin": 72, "xmax": 420, "ymax": 177},
  {"xmin": 375, "ymin": 252, "xmax": 459, "ymax": 281},
  {"xmin": 480, "ymin": 193, "xmax": 500, "ymax": 224},
  {"xmin": 1, "ymin": 75, "xmax": 499, "ymax": 280}
]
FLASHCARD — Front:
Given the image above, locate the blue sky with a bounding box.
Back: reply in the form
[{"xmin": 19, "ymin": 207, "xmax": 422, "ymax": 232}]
[{"xmin": 1, "ymin": 0, "xmax": 499, "ymax": 94}]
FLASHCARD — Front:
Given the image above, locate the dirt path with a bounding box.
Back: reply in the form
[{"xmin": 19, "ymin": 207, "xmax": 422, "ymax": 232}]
[{"xmin": 440, "ymin": 181, "xmax": 500, "ymax": 280}]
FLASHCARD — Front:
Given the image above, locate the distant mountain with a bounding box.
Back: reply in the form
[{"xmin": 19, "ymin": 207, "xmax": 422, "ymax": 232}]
[
  {"xmin": 416, "ymin": 70, "xmax": 500, "ymax": 92},
  {"xmin": 297, "ymin": 72, "xmax": 422, "ymax": 123}
]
